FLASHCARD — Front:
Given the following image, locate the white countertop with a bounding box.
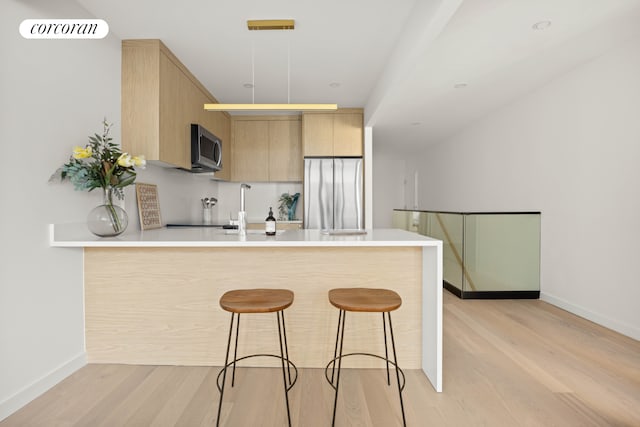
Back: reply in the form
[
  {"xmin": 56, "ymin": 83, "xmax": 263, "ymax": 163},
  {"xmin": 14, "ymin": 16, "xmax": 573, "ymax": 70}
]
[{"xmin": 49, "ymin": 223, "xmax": 440, "ymax": 248}]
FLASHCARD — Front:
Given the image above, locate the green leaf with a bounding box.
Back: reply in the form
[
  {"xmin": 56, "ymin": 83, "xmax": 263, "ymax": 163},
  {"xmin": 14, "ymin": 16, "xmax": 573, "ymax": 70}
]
[
  {"xmin": 117, "ymin": 175, "xmax": 136, "ymax": 188},
  {"xmin": 53, "ymin": 118, "xmax": 141, "ymax": 194}
]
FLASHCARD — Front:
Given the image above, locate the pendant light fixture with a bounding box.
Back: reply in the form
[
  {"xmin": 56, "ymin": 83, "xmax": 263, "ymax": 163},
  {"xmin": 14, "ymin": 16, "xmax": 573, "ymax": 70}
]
[{"xmin": 204, "ymin": 19, "xmax": 338, "ymax": 112}]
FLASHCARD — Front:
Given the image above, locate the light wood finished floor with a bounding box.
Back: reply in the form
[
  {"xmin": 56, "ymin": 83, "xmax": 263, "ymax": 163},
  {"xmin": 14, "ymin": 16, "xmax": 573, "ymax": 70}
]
[{"xmin": 3, "ymin": 291, "xmax": 639, "ymax": 426}]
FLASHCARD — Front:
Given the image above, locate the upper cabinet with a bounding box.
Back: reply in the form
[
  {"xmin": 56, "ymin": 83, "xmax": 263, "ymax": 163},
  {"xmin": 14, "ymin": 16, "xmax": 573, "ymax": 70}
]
[
  {"xmin": 231, "ymin": 119, "xmax": 269, "ymax": 182},
  {"xmin": 231, "ymin": 116, "xmax": 302, "ymax": 182},
  {"xmin": 302, "ymin": 109, "xmax": 363, "ymax": 157},
  {"xmin": 268, "ymin": 119, "xmax": 302, "ymax": 181},
  {"xmin": 121, "ymin": 39, "xmax": 231, "ymax": 180},
  {"xmin": 301, "ymin": 113, "xmax": 333, "ymax": 157}
]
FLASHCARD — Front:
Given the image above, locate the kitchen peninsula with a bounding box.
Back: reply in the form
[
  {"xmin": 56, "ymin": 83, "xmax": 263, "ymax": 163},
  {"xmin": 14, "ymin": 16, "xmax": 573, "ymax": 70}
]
[{"xmin": 50, "ymin": 225, "xmax": 443, "ymax": 391}]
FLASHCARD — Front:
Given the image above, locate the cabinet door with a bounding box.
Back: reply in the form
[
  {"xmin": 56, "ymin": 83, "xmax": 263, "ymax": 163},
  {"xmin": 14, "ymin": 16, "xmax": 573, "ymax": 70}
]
[
  {"xmin": 159, "ymin": 51, "xmax": 192, "ymax": 169},
  {"xmin": 333, "ymin": 113, "xmax": 363, "ymax": 156},
  {"xmin": 302, "ymin": 114, "xmax": 334, "ymax": 156},
  {"xmin": 246, "ymin": 222, "xmax": 302, "ymax": 230},
  {"xmin": 204, "ymin": 111, "xmax": 231, "ymax": 181},
  {"xmin": 121, "ymin": 41, "xmax": 160, "ymax": 160},
  {"xmin": 269, "ymin": 120, "xmax": 302, "ymax": 181},
  {"xmin": 276, "ymin": 222, "xmax": 302, "ymax": 230},
  {"xmin": 232, "ymin": 120, "xmax": 269, "ymax": 181},
  {"xmin": 123, "ymin": 40, "xmax": 232, "ymax": 174}
]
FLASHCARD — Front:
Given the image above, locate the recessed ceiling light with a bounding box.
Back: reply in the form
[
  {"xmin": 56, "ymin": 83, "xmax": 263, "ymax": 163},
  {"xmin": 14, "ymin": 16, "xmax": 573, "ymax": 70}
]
[
  {"xmin": 532, "ymin": 20, "xmax": 551, "ymax": 30},
  {"xmin": 329, "ymin": 82, "xmax": 341, "ymax": 88},
  {"xmin": 243, "ymin": 83, "xmax": 254, "ymax": 89},
  {"xmin": 454, "ymin": 83, "xmax": 468, "ymax": 89}
]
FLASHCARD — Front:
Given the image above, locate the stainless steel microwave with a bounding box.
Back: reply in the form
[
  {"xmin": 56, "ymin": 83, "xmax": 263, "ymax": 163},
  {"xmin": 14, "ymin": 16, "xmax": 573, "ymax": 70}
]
[{"xmin": 190, "ymin": 124, "xmax": 222, "ymax": 172}]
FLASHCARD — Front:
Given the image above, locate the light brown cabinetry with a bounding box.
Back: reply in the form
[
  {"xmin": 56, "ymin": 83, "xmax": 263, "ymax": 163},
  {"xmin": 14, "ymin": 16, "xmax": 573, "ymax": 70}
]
[
  {"xmin": 247, "ymin": 222, "xmax": 303, "ymax": 231},
  {"xmin": 301, "ymin": 114, "xmax": 334, "ymax": 157},
  {"xmin": 268, "ymin": 120, "xmax": 302, "ymax": 181},
  {"xmin": 302, "ymin": 109, "xmax": 363, "ymax": 157},
  {"xmin": 231, "ymin": 116, "xmax": 302, "ymax": 182},
  {"xmin": 231, "ymin": 120, "xmax": 269, "ymax": 181},
  {"xmin": 333, "ymin": 112, "xmax": 364, "ymax": 156},
  {"xmin": 208, "ymin": 111, "xmax": 231, "ymax": 181},
  {"xmin": 121, "ymin": 39, "xmax": 231, "ymax": 179}
]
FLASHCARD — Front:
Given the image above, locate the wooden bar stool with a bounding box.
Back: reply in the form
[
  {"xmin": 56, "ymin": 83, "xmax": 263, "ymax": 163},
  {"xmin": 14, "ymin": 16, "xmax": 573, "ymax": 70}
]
[
  {"xmin": 326, "ymin": 288, "xmax": 406, "ymax": 427},
  {"xmin": 216, "ymin": 289, "xmax": 297, "ymax": 427}
]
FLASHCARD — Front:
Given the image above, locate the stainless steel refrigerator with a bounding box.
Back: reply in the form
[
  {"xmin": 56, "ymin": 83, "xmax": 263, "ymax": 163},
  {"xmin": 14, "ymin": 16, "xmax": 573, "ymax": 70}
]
[{"xmin": 304, "ymin": 157, "xmax": 363, "ymax": 230}]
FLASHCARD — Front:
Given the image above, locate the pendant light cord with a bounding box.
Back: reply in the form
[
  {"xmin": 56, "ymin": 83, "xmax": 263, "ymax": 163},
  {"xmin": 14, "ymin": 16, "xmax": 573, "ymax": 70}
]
[
  {"xmin": 251, "ymin": 39, "xmax": 255, "ymax": 104},
  {"xmin": 248, "ymin": 27, "xmax": 297, "ymax": 105},
  {"xmin": 287, "ymin": 36, "xmax": 291, "ymax": 104}
]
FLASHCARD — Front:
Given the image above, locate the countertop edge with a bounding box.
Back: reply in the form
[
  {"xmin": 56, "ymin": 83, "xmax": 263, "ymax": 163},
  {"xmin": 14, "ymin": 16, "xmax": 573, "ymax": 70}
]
[{"xmin": 49, "ymin": 224, "xmax": 441, "ymax": 248}]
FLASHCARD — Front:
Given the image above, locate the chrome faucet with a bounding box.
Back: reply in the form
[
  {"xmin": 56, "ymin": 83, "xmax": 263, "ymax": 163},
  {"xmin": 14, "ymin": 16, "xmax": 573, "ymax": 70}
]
[{"xmin": 238, "ymin": 183, "xmax": 251, "ymax": 235}]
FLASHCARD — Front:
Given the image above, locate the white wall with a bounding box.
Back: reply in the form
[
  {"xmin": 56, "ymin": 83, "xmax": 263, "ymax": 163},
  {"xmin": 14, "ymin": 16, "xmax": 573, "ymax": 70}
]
[
  {"xmin": 407, "ymin": 34, "xmax": 640, "ymax": 339},
  {"xmin": 372, "ymin": 141, "xmax": 411, "ymax": 227},
  {"xmin": 372, "ymin": 139, "xmax": 426, "ymax": 228},
  {"xmin": 0, "ymin": 0, "xmax": 220, "ymax": 420}
]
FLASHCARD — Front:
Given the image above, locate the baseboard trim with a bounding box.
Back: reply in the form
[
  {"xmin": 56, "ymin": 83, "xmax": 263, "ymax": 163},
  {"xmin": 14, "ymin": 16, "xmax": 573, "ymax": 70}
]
[
  {"xmin": 0, "ymin": 352, "xmax": 87, "ymax": 422},
  {"xmin": 444, "ymin": 281, "xmax": 540, "ymax": 300},
  {"xmin": 540, "ymin": 292, "xmax": 640, "ymax": 341},
  {"xmin": 443, "ymin": 281, "xmax": 462, "ymax": 298},
  {"xmin": 461, "ymin": 290, "xmax": 540, "ymax": 299}
]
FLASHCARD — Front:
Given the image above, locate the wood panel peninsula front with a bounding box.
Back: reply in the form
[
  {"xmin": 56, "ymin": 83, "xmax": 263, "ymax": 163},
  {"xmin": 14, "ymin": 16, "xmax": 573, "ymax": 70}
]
[{"xmin": 50, "ymin": 226, "xmax": 443, "ymax": 392}]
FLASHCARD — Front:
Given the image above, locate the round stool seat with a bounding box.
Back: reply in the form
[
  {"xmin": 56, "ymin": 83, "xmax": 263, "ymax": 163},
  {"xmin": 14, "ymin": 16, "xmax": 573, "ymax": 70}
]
[
  {"xmin": 220, "ymin": 289, "xmax": 294, "ymax": 314},
  {"xmin": 328, "ymin": 288, "xmax": 402, "ymax": 313}
]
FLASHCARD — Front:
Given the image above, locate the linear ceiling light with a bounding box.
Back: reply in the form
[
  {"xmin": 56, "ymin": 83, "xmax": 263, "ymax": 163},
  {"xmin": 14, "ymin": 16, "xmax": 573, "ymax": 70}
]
[
  {"xmin": 205, "ymin": 103, "xmax": 337, "ymax": 111},
  {"xmin": 205, "ymin": 19, "xmax": 338, "ymax": 113},
  {"xmin": 247, "ymin": 19, "xmax": 295, "ymax": 31}
]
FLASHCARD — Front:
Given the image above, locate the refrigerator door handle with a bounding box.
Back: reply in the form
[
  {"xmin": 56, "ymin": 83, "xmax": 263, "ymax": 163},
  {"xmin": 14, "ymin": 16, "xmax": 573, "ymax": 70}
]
[
  {"xmin": 334, "ymin": 157, "xmax": 362, "ymax": 230},
  {"xmin": 334, "ymin": 159, "xmax": 344, "ymax": 229},
  {"xmin": 322, "ymin": 159, "xmax": 334, "ymax": 229}
]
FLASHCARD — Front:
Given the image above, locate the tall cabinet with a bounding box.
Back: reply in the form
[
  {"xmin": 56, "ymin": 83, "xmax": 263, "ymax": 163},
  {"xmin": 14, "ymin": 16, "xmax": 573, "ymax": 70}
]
[{"xmin": 121, "ymin": 39, "xmax": 231, "ymax": 180}]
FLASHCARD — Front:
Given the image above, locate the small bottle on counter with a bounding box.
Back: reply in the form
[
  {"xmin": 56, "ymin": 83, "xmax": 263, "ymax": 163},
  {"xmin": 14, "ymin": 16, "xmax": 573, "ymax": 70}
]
[{"xmin": 265, "ymin": 207, "xmax": 276, "ymax": 236}]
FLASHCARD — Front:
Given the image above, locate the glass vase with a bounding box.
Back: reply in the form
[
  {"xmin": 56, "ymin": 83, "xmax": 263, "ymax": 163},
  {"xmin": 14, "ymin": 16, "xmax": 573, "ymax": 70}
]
[{"xmin": 87, "ymin": 187, "xmax": 128, "ymax": 237}]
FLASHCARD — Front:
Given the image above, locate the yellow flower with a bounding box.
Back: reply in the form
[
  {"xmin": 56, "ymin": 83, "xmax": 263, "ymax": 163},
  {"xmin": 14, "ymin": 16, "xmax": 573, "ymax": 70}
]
[
  {"xmin": 132, "ymin": 155, "xmax": 146, "ymax": 168},
  {"xmin": 117, "ymin": 153, "xmax": 134, "ymax": 167},
  {"xmin": 72, "ymin": 146, "xmax": 92, "ymax": 159}
]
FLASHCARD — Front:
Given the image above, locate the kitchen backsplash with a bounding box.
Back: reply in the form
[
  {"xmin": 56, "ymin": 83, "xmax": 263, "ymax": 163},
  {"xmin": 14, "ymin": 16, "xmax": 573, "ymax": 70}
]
[
  {"xmin": 216, "ymin": 181, "xmax": 303, "ymax": 223},
  {"xmin": 124, "ymin": 163, "xmax": 221, "ymax": 224},
  {"xmin": 123, "ymin": 164, "xmax": 302, "ymax": 225}
]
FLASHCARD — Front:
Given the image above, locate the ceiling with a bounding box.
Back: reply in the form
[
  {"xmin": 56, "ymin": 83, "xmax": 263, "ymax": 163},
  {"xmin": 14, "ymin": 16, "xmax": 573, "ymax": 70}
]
[{"xmin": 76, "ymin": 0, "xmax": 640, "ymax": 151}]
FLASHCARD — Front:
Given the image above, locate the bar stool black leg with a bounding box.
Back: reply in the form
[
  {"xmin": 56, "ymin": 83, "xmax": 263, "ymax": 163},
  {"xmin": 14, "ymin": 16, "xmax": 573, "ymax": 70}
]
[
  {"xmin": 387, "ymin": 312, "xmax": 407, "ymax": 427},
  {"xmin": 231, "ymin": 313, "xmax": 240, "ymax": 387},
  {"xmin": 332, "ymin": 310, "xmax": 346, "ymax": 427},
  {"xmin": 331, "ymin": 309, "xmax": 343, "ymax": 384},
  {"xmin": 382, "ymin": 312, "xmax": 390, "ymax": 386},
  {"xmin": 216, "ymin": 313, "xmax": 236, "ymax": 427},
  {"xmin": 281, "ymin": 311, "xmax": 292, "ymax": 386},
  {"xmin": 276, "ymin": 311, "xmax": 292, "ymax": 427}
]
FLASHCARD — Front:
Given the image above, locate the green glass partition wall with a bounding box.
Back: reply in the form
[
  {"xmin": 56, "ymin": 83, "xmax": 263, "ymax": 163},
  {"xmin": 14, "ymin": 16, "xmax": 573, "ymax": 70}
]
[{"xmin": 393, "ymin": 210, "xmax": 540, "ymax": 299}]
